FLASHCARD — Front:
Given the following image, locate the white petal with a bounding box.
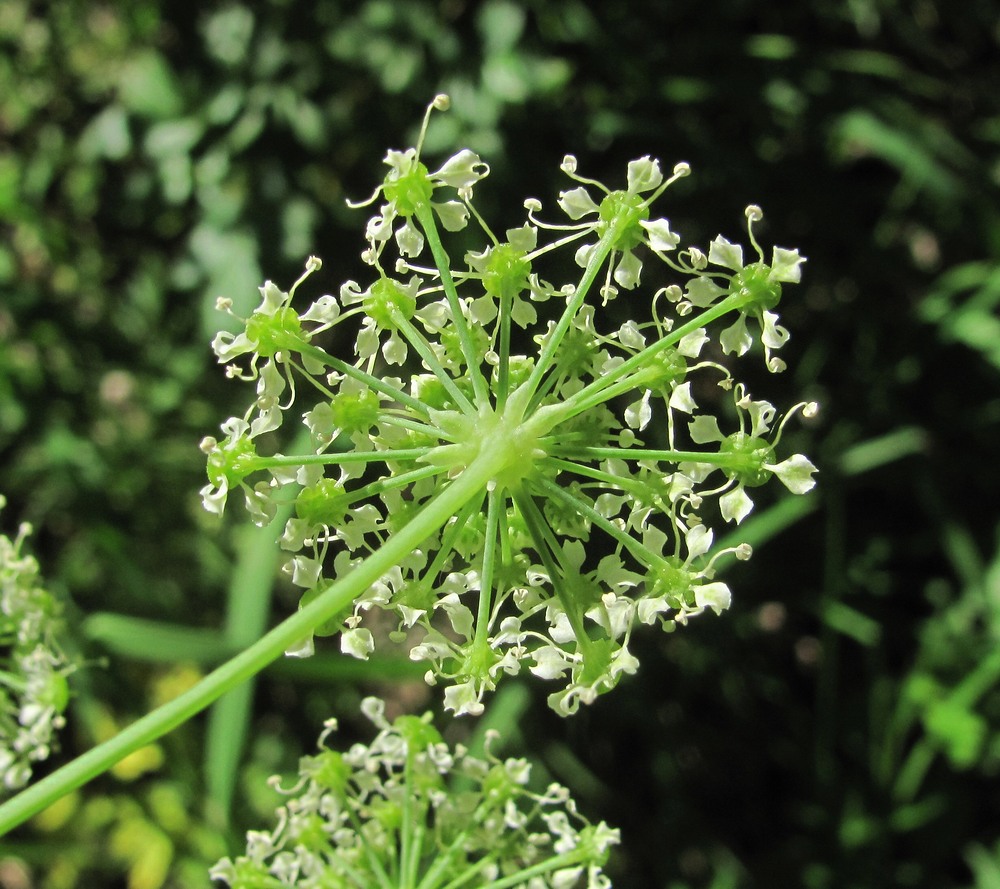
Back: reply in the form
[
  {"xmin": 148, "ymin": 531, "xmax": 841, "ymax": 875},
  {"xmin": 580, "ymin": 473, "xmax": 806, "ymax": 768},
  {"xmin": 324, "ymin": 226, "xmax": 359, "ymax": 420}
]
[
  {"xmin": 761, "ymin": 310, "xmax": 790, "ymax": 350},
  {"xmin": 433, "ymin": 149, "xmax": 489, "ymax": 188},
  {"xmin": 531, "ymin": 647, "xmax": 572, "ymax": 680},
  {"xmin": 668, "ymin": 381, "xmax": 697, "ymax": 414},
  {"xmin": 382, "ymin": 333, "xmax": 408, "ymax": 366},
  {"xmin": 688, "ymin": 415, "xmax": 724, "ymax": 444},
  {"xmin": 626, "ymin": 156, "xmax": 663, "ymax": 193},
  {"xmin": 341, "ymin": 628, "xmax": 374, "ymax": 660},
  {"xmin": 637, "ymin": 596, "xmax": 670, "ymax": 624},
  {"xmin": 257, "ymin": 280, "xmax": 287, "ymax": 314},
  {"xmin": 686, "ymin": 523, "xmax": 713, "ymax": 558},
  {"xmin": 506, "ymin": 223, "xmax": 537, "ymax": 252},
  {"xmin": 558, "ymin": 186, "xmax": 600, "ymax": 220},
  {"xmin": 574, "ymin": 241, "xmax": 597, "ymax": 270},
  {"xmin": 770, "ymin": 247, "xmax": 805, "ymax": 283},
  {"xmin": 433, "ymin": 199, "xmax": 470, "ymax": 232},
  {"xmin": 685, "ymin": 275, "xmax": 726, "ymax": 307},
  {"xmin": 366, "ymin": 205, "xmax": 394, "ymax": 242},
  {"xmin": 510, "ymin": 297, "xmax": 537, "ymax": 328},
  {"xmin": 677, "ymin": 328, "xmax": 708, "ymax": 358},
  {"xmin": 720, "ymin": 485, "xmax": 754, "ymax": 523},
  {"xmin": 720, "ymin": 315, "xmax": 753, "ymax": 355},
  {"xmin": 768, "ymin": 454, "xmax": 818, "ymax": 494},
  {"xmin": 300, "ymin": 294, "xmax": 340, "ymax": 324},
  {"xmin": 617, "ymin": 320, "xmax": 646, "ymax": 350},
  {"xmin": 640, "ymin": 217, "xmax": 679, "ymax": 251},
  {"xmin": 624, "ymin": 392, "xmax": 652, "ymax": 430},
  {"xmin": 395, "ymin": 220, "xmax": 424, "ymax": 257},
  {"xmin": 283, "ymin": 555, "xmax": 320, "ymax": 590},
  {"xmin": 212, "ymin": 330, "xmax": 252, "ymax": 362},
  {"xmin": 694, "ymin": 582, "xmax": 732, "ymax": 614},
  {"xmin": 708, "ymin": 235, "xmax": 744, "ymax": 271},
  {"xmin": 443, "ymin": 680, "xmax": 484, "ymax": 716},
  {"xmin": 200, "ymin": 481, "xmax": 228, "ymax": 516},
  {"xmin": 613, "ymin": 250, "xmax": 642, "ymax": 289},
  {"xmin": 285, "ymin": 633, "xmax": 315, "ymax": 658}
]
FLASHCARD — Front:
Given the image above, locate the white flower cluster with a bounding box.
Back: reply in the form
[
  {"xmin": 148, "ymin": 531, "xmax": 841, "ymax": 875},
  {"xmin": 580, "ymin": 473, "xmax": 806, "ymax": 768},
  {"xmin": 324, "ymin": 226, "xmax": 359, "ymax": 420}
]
[
  {"xmin": 0, "ymin": 496, "xmax": 72, "ymax": 790},
  {"xmin": 211, "ymin": 697, "xmax": 619, "ymax": 888},
  {"xmin": 202, "ymin": 96, "xmax": 817, "ymax": 716}
]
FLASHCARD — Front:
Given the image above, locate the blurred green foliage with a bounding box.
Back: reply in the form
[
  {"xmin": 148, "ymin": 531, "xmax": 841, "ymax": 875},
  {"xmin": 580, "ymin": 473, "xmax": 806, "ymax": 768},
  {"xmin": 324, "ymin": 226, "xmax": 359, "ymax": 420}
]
[{"xmin": 1, "ymin": 0, "xmax": 999, "ymax": 886}]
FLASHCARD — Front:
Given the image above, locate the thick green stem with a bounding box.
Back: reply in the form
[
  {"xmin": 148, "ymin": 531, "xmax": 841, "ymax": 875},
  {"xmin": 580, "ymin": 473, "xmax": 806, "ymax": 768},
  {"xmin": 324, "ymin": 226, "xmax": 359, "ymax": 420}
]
[
  {"xmin": 514, "ymin": 491, "xmax": 594, "ymax": 657},
  {"xmin": 414, "ymin": 205, "xmax": 490, "ymax": 406},
  {"xmin": 471, "ymin": 487, "xmax": 502, "ymax": 652},
  {"xmin": 390, "ymin": 310, "xmax": 476, "ymax": 416},
  {"xmin": 495, "ymin": 281, "xmax": 514, "ymax": 411},
  {"xmin": 533, "ymin": 475, "xmax": 655, "ymax": 568},
  {"xmin": 0, "ymin": 445, "xmax": 508, "ymax": 836},
  {"xmin": 551, "ymin": 446, "xmax": 737, "ymax": 467},
  {"xmin": 548, "ymin": 292, "xmax": 746, "ymax": 426},
  {"xmin": 297, "ymin": 342, "xmax": 430, "ymax": 416},
  {"xmin": 522, "ymin": 221, "xmax": 620, "ymax": 407},
  {"xmin": 260, "ymin": 448, "xmax": 431, "ymax": 468}
]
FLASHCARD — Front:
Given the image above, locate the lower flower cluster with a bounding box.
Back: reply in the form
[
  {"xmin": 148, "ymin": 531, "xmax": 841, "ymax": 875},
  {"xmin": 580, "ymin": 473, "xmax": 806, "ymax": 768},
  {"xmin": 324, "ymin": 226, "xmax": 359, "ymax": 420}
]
[
  {"xmin": 211, "ymin": 697, "xmax": 619, "ymax": 889},
  {"xmin": 0, "ymin": 496, "xmax": 72, "ymax": 790}
]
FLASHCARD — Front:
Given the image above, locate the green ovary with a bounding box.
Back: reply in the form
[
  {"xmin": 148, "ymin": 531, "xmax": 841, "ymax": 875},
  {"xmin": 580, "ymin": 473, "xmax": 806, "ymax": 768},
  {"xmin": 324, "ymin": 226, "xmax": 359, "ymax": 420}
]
[
  {"xmin": 730, "ymin": 262, "xmax": 781, "ymax": 314},
  {"xmin": 649, "ymin": 557, "xmax": 696, "ymax": 609},
  {"xmin": 383, "ymin": 161, "xmax": 434, "ymax": 215},
  {"xmin": 598, "ymin": 191, "xmax": 648, "ymax": 250},
  {"xmin": 364, "ymin": 277, "xmax": 417, "ymax": 329},
  {"xmin": 245, "ymin": 306, "xmax": 305, "ymax": 357},
  {"xmin": 206, "ymin": 437, "xmax": 258, "ymax": 489},
  {"xmin": 329, "ymin": 388, "xmax": 381, "ymax": 435},
  {"xmin": 719, "ymin": 432, "xmax": 774, "ymax": 487},
  {"xmin": 483, "ymin": 243, "xmax": 531, "ymax": 297},
  {"xmin": 635, "ymin": 347, "xmax": 687, "ymax": 388},
  {"xmin": 295, "ymin": 478, "xmax": 351, "ymax": 527}
]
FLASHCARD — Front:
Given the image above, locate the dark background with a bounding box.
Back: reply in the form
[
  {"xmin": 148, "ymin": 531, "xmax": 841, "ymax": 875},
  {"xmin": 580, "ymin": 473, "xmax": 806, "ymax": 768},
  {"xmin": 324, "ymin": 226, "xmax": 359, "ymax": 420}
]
[{"xmin": 1, "ymin": 1, "xmax": 999, "ymax": 886}]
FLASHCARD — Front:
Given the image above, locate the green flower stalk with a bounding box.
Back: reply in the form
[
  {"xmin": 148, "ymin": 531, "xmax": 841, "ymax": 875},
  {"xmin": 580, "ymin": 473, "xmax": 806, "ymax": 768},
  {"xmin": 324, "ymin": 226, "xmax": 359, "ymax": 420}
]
[
  {"xmin": 211, "ymin": 697, "xmax": 619, "ymax": 889},
  {"xmin": 0, "ymin": 496, "xmax": 72, "ymax": 791},
  {"xmin": 202, "ymin": 94, "xmax": 817, "ymax": 718}
]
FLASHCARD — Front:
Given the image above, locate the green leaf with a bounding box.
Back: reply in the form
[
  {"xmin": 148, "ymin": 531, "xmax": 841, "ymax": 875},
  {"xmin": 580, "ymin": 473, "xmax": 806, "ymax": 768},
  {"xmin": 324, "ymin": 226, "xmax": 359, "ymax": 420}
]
[
  {"xmin": 78, "ymin": 105, "xmax": 132, "ymax": 161},
  {"xmin": 118, "ymin": 50, "xmax": 184, "ymax": 120}
]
